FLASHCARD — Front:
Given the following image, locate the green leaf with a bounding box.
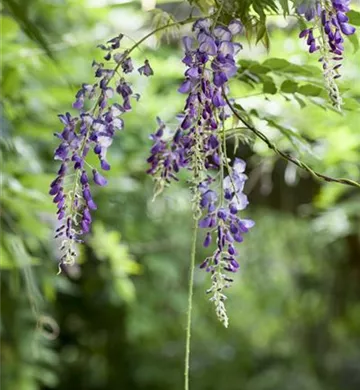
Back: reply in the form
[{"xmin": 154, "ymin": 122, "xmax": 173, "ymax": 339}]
[
  {"xmin": 294, "ymin": 94, "xmax": 306, "ymax": 109},
  {"xmin": 342, "ymin": 98, "xmax": 360, "ymax": 111},
  {"xmin": 262, "ymin": 58, "xmax": 290, "ymax": 70},
  {"xmin": 238, "ymin": 59, "xmax": 257, "ymax": 70},
  {"xmin": 263, "ymin": 78, "xmax": 277, "ymax": 94},
  {"xmin": 248, "ymin": 64, "xmax": 271, "ymax": 74},
  {"xmin": 281, "ymin": 80, "xmax": 298, "ymax": 94},
  {"xmin": 256, "ymin": 22, "xmax": 267, "ymax": 44},
  {"xmin": 278, "ymin": 0, "xmax": 289, "ymax": 15},
  {"xmin": 262, "ymin": 58, "xmax": 322, "ymax": 77},
  {"xmin": 262, "ymin": 29, "xmax": 270, "ymax": 50},
  {"xmin": 347, "ymin": 33, "xmax": 359, "ymax": 54},
  {"xmin": 298, "ymin": 84, "xmax": 323, "ymax": 96},
  {"xmin": 348, "ymin": 10, "xmax": 360, "ymax": 26}
]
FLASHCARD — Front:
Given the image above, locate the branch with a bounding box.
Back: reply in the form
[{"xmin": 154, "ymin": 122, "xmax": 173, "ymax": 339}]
[{"xmin": 223, "ymin": 94, "xmax": 360, "ymax": 189}]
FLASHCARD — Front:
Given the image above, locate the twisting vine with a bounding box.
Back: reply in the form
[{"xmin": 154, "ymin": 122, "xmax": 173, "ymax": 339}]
[{"xmin": 223, "ymin": 94, "xmax": 360, "ymax": 189}]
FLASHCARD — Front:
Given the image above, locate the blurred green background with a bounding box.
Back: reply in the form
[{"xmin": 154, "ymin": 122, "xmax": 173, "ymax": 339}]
[{"xmin": 1, "ymin": 1, "xmax": 360, "ymax": 389}]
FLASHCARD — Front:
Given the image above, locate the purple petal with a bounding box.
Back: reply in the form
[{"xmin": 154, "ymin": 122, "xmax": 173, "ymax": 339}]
[
  {"xmin": 178, "ymin": 79, "xmax": 192, "ymax": 94},
  {"xmin": 299, "ymin": 29, "xmax": 309, "ymax": 38},
  {"xmin": 213, "ymin": 72, "xmax": 228, "ymax": 87},
  {"xmin": 218, "ymin": 41, "xmax": 234, "ymax": 56},
  {"xmin": 92, "ymin": 169, "xmax": 107, "ymax": 186},
  {"xmin": 228, "ymin": 245, "xmax": 236, "ymax": 255},
  {"xmin": 193, "ymin": 18, "xmax": 211, "ymax": 33},
  {"xmin": 233, "ymin": 158, "xmax": 246, "ymax": 173},
  {"xmin": 80, "ymin": 170, "xmax": 88, "ymax": 185},
  {"xmin": 53, "ymin": 191, "xmax": 64, "ymax": 203},
  {"xmin": 54, "ymin": 144, "xmax": 68, "ymax": 161},
  {"xmin": 337, "ymin": 11, "xmax": 348, "ymax": 23},
  {"xmin": 49, "ymin": 184, "xmax": 61, "ymax": 196},
  {"xmin": 212, "ymin": 90, "xmax": 225, "ymax": 107},
  {"xmin": 203, "ymin": 232, "xmax": 212, "ymax": 247},
  {"xmin": 81, "ymin": 219, "xmax": 90, "ymax": 233},
  {"xmin": 182, "ymin": 36, "xmax": 194, "ymax": 52},
  {"xmin": 305, "ymin": 8, "xmax": 315, "ymax": 21},
  {"xmin": 213, "ymin": 26, "xmax": 232, "ymax": 41},
  {"xmin": 217, "ymin": 208, "xmax": 227, "ymax": 220},
  {"xmin": 199, "ymin": 217, "xmax": 211, "ymax": 228},
  {"xmin": 182, "ymin": 54, "xmax": 193, "ymax": 66},
  {"xmin": 83, "ymin": 207, "xmax": 92, "ymax": 222},
  {"xmin": 208, "ymin": 134, "xmax": 219, "ymax": 149},
  {"xmin": 230, "ymin": 193, "xmax": 249, "ymax": 212},
  {"xmin": 199, "ymin": 36, "xmax": 217, "ymax": 56},
  {"xmin": 100, "ymin": 159, "xmax": 111, "ymax": 171},
  {"xmin": 239, "ymin": 218, "xmax": 255, "ymax": 230},
  {"xmin": 230, "ymin": 259, "xmax": 240, "ymax": 269},
  {"xmin": 233, "ymin": 234, "xmax": 243, "ymax": 243},
  {"xmin": 230, "ymin": 223, "xmax": 238, "ymax": 234},
  {"xmin": 340, "ymin": 23, "xmax": 356, "ymax": 36},
  {"xmin": 181, "ymin": 115, "xmax": 192, "ymax": 130},
  {"xmin": 87, "ymin": 199, "xmax": 97, "ymax": 210},
  {"xmin": 309, "ymin": 42, "xmax": 318, "ymax": 53},
  {"xmin": 228, "ymin": 20, "xmax": 243, "ymax": 35},
  {"xmin": 72, "ymin": 98, "xmax": 84, "ymax": 110},
  {"xmin": 185, "ymin": 67, "xmax": 200, "ymax": 78},
  {"xmin": 324, "ymin": 22, "xmax": 331, "ymax": 34}
]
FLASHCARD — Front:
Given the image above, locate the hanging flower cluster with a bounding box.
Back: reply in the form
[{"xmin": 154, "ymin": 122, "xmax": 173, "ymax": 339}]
[
  {"xmin": 198, "ymin": 160, "xmax": 254, "ymax": 327},
  {"xmin": 297, "ymin": 0, "xmax": 356, "ymax": 109},
  {"xmin": 50, "ymin": 36, "xmax": 153, "ymax": 266},
  {"xmin": 147, "ymin": 19, "xmax": 242, "ymax": 190},
  {"xmin": 147, "ymin": 19, "xmax": 254, "ymax": 326}
]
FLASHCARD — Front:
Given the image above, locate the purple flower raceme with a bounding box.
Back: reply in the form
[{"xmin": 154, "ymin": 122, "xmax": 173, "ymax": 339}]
[
  {"xmin": 297, "ymin": 0, "xmax": 356, "ymax": 109},
  {"xmin": 198, "ymin": 159, "xmax": 254, "ymax": 327},
  {"xmin": 147, "ymin": 19, "xmax": 242, "ymax": 190},
  {"xmin": 147, "ymin": 19, "xmax": 253, "ymax": 326},
  {"xmin": 51, "ymin": 36, "xmax": 153, "ymax": 266}
]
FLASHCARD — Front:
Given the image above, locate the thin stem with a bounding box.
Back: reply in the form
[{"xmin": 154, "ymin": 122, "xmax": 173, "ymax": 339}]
[
  {"xmin": 184, "ymin": 217, "xmax": 198, "ymax": 390},
  {"xmin": 223, "ymin": 94, "xmax": 360, "ymax": 189}
]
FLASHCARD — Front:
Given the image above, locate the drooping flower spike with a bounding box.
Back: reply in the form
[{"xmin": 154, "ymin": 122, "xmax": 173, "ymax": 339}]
[
  {"xmin": 51, "ymin": 37, "xmax": 153, "ymax": 267},
  {"xmin": 297, "ymin": 0, "xmax": 356, "ymax": 109},
  {"xmin": 147, "ymin": 19, "xmax": 254, "ymax": 326},
  {"xmin": 147, "ymin": 19, "xmax": 243, "ymax": 189},
  {"xmin": 197, "ymin": 159, "xmax": 254, "ymax": 327}
]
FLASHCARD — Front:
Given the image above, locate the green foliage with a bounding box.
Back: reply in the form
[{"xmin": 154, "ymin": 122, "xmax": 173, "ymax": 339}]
[
  {"xmin": 348, "ymin": 10, "xmax": 360, "ymax": 26},
  {"xmin": 2, "ymin": 0, "xmax": 55, "ymax": 60},
  {"xmin": 1, "ymin": 1, "xmax": 360, "ymax": 390}
]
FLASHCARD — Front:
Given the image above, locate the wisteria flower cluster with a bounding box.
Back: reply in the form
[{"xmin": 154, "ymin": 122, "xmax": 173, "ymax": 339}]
[
  {"xmin": 147, "ymin": 19, "xmax": 254, "ymax": 326},
  {"xmin": 197, "ymin": 160, "xmax": 254, "ymax": 327},
  {"xmin": 147, "ymin": 19, "xmax": 243, "ymax": 190},
  {"xmin": 48, "ymin": 2, "xmax": 360, "ymax": 333},
  {"xmin": 50, "ymin": 35, "xmax": 153, "ymax": 267},
  {"xmin": 297, "ymin": 0, "xmax": 356, "ymax": 109},
  {"xmin": 47, "ymin": 9, "xmax": 360, "ymax": 388}
]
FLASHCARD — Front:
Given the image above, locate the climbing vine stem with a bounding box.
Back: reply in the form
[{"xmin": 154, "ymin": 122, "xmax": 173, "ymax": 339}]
[{"xmin": 223, "ymin": 94, "xmax": 360, "ymax": 189}]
